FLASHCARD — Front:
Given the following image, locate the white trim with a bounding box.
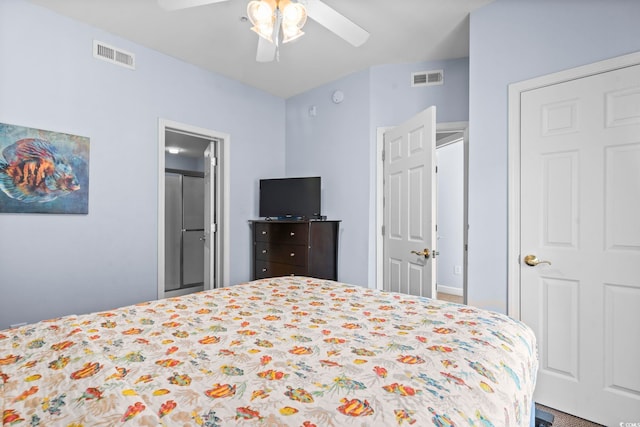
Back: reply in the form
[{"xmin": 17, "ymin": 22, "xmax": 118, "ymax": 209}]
[
  {"xmin": 375, "ymin": 121, "xmax": 469, "ymax": 300},
  {"xmin": 157, "ymin": 119, "xmax": 231, "ymax": 300},
  {"xmin": 436, "ymin": 285, "xmax": 463, "ymax": 297},
  {"xmin": 375, "ymin": 127, "xmax": 390, "ymax": 290},
  {"xmin": 507, "ymin": 51, "xmax": 640, "ymax": 319}
]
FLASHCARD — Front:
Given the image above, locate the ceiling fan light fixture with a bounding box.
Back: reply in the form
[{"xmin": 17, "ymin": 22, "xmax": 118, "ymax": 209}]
[
  {"xmin": 282, "ymin": 24, "xmax": 304, "ymax": 43},
  {"xmin": 281, "ymin": 2, "xmax": 306, "ymax": 43},
  {"xmin": 282, "ymin": 2, "xmax": 306, "ymax": 26},
  {"xmin": 251, "ymin": 22, "xmax": 274, "ymax": 42},
  {"xmin": 247, "ymin": 0, "xmax": 307, "ymax": 45},
  {"xmin": 247, "ymin": 0, "xmax": 275, "ymax": 40}
]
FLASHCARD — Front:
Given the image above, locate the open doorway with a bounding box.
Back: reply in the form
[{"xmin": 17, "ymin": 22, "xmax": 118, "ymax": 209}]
[
  {"xmin": 376, "ymin": 121, "xmax": 468, "ymax": 304},
  {"xmin": 157, "ymin": 119, "xmax": 230, "ymax": 300},
  {"xmin": 435, "ymin": 131, "xmax": 466, "ymax": 304},
  {"xmin": 164, "ymin": 134, "xmax": 208, "ymax": 297}
]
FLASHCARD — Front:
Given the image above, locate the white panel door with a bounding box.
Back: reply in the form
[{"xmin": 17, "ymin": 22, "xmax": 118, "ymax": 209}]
[
  {"xmin": 203, "ymin": 141, "xmax": 216, "ymax": 291},
  {"xmin": 521, "ymin": 64, "xmax": 640, "ymax": 425},
  {"xmin": 383, "ymin": 107, "xmax": 436, "ymax": 298}
]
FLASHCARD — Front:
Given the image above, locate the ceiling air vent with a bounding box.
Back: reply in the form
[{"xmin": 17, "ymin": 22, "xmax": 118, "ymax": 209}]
[
  {"xmin": 93, "ymin": 40, "xmax": 135, "ymax": 70},
  {"xmin": 411, "ymin": 69, "xmax": 444, "ymax": 87}
]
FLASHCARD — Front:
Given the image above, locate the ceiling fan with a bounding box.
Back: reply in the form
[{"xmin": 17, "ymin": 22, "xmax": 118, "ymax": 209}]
[{"xmin": 157, "ymin": 0, "xmax": 369, "ymax": 62}]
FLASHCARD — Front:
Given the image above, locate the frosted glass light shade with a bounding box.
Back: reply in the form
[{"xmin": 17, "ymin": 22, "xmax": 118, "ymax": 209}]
[
  {"xmin": 247, "ymin": 0, "xmax": 306, "ymax": 44},
  {"xmin": 247, "ymin": 0, "xmax": 276, "ymax": 41},
  {"xmin": 281, "ymin": 2, "xmax": 306, "ymax": 43}
]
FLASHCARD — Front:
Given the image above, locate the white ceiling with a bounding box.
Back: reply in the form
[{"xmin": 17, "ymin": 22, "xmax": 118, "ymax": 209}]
[{"xmin": 26, "ymin": 0, "xmax": 493, "ymax": 99}]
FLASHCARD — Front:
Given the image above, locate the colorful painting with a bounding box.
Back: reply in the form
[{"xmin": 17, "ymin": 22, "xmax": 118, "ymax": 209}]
[{"xmin": 0, "ymin": 122, "xmax": 89, "ymax": 214}]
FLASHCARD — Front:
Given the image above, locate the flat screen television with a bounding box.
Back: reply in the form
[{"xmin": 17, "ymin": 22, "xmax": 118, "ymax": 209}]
[{"xmin": 259, "ymin": 176, "xmax": 321, "ymax": 219}]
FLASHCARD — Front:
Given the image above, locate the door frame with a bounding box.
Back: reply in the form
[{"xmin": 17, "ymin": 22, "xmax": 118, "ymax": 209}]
[
  {"xmin": 507, "ymin": 51, "xmax": 640, "ymax": 318},
  {"xmin": 376, "ymin": 121, "xmax": 469, "ymax": 301},
  {"xmin": 157, "ymin": 118, "xmax": 230, "ymax": 299}
]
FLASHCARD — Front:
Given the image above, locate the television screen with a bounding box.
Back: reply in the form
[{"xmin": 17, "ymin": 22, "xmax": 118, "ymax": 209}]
[{"xmin": 259, "ymin": 177, "xmax": 321, "ymax": 219}]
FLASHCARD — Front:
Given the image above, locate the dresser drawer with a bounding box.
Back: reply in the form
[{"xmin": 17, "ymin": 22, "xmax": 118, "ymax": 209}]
[
  {"xmin": 254, "ymin": 260, "xmax": 307, "ymax": 279},
  {"xmin": 254, "ymin": 222, "xmax": 308, "ymax": 244},
  {"xmin": 250, "ymin": 220, "xmax": 340, "ymax": 281},
  {"xmin": 255, "ymin": 242, "xmax": 307, "ymax": 266}
]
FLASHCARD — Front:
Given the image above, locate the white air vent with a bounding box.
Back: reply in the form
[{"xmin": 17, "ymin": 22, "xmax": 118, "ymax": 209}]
[
  {"xmin": 411, "ymin": 69, "xmax": 444, "ymax": 87},
  {"xmin": 93, "ymin": 40, "xmax": 135, "ymax": 70}
]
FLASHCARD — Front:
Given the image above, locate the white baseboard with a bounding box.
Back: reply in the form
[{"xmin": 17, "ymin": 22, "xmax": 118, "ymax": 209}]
[{"xmin": 436, "ymin": 284, "xmax": 463, "ymax": 296}]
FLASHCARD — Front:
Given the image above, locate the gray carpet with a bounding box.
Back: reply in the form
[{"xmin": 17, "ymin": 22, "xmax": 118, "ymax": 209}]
[{"xmin": 535, "ymin": 404, "xmax": 604, "ymax": 427}]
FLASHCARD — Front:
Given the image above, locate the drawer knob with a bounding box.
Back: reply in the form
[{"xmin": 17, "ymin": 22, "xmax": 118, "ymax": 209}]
[
  {"xmin": 262, "ymin": 268, "xmax": 267, "ymax": 272},
  {"xmin": 262, "ymin": 249, "xmax": 268, "ymax": 254},
  {"xmin": 261, "ymin": 231, "xmax": 267, "ymax": 235},
  {"xmin": 290, "ymin": 253, "xmax": 295, "ymax": 257},
  {"xmin": 290, "ymin": 232, "xmax": 295, "ymax": 236}
]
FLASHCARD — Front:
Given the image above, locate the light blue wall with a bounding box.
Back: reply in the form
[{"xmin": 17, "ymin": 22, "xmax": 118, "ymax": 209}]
[
  {"xmin": 468, "ymin": 0, "xmax": 640, "ymax": 313},
  {"xmin": 370, "ymin": 58, "xmax": 470, "ymax": 127},
  {"xmin": 285, "ymin": 58, "xmax": 469, "ymax": 285},
  {"xmin": 285, "ymin": 70, "xmax": 371, "ymax": 285},
  {"xmin": 0, "ymin": 0, "xmax": 285, "ymax": 329}
]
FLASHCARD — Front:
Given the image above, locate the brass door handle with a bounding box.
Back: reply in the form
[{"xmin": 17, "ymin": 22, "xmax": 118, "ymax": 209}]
[
  {"xmin": 524, "ymin": 254, "xmax": 551, "ymax": 266},
  {"xmin": 410, "ymin": 248, "xmax": 431, "ymax": 259}
]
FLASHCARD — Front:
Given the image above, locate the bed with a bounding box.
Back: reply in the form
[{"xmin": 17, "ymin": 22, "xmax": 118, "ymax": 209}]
[{"xmin": 1, "ymin": 276, "xmax": 537, "ymax": 426}]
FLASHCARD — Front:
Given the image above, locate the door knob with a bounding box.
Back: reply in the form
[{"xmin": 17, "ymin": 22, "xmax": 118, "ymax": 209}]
[
  {"xmin": 410, "ymin": 248, "xmax": 431, "ymax": 259},
  {"xmin": 524, "ymin": 254, "xmax": 551, "ymax": 266}
]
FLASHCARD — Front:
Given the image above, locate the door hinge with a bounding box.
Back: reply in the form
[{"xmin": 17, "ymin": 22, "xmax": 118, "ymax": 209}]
[
  {"xmin": 381, "ymin": 150, "xmax": 385, "ymax": 162},
  {"xmin": 212, "ymin": 223, "xmax": 217, "ymax": 233},
  {"xmin": 381, "ymin": 225, "xmax": 385, "ymax": 236},
  {"xmin": 211, "ymin": 157, "xmax": 217, "ymax": 167}
]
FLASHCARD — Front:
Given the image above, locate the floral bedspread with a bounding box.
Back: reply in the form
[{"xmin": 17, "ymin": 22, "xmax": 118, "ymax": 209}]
[{"xmin": 1, "ymin": 277, "xmax": 537, "ymax": 426}]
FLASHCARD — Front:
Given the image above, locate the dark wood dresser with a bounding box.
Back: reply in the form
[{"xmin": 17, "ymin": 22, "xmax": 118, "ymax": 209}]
[{"xmin": 250, "ymin": 220, "xmax": 340, "ymax": 280}]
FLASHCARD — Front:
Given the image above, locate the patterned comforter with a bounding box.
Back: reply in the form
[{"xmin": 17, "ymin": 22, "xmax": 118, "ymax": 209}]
[{"xmin": 1, "ymin": 277, "xmax": 537, "ymax": 426}]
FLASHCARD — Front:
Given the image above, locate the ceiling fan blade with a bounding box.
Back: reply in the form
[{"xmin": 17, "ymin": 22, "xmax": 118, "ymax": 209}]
[
  {"xmin": 299, "ymin": 0, "xmax": 369, "ymax": 47},
  {"xmin": 256, "ymin": 37, "xmax": 277, "ymax": 62},
  {"xmin": 158, "ymin": 0, "xmax": 230, "ymax": 12}
]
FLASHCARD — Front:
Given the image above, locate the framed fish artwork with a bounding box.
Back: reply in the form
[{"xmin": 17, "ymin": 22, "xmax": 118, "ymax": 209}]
[{"xmin": 0, "ymin": 122, "xmax": 89, "ymax": 214}]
